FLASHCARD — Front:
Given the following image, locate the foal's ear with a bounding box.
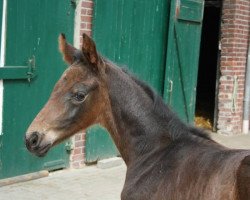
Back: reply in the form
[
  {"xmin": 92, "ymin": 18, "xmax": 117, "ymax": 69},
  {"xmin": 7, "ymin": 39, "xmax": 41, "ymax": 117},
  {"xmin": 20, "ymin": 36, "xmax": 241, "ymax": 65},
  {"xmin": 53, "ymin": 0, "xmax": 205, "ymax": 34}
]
[
  {"xmin": 58, "ymin": 33, "xmax": 77, "ymax": 64},
  {"xmin": 81, "ymin": 33, "xmax": 99, "ymax": 65}
]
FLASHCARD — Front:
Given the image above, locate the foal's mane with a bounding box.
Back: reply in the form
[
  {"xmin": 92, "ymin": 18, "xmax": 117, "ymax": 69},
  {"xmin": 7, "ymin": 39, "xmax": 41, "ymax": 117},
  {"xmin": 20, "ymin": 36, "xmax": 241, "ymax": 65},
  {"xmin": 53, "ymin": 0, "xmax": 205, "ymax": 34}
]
[{"xmin": 119, "ymin": 66, "xmax": 211, "ymax": 142}]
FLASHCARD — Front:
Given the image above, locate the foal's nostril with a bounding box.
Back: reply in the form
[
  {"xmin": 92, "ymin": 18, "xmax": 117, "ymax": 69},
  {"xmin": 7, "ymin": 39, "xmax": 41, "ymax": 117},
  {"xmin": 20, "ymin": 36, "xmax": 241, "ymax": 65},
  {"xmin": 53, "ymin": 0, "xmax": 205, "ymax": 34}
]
[
  {"xmin": 30, "ymin": 133, "xmax": 38, "ymax": 145},
  {"xmin": 27, "ymin": 132, "xmax": 42, "ymax": 149}
]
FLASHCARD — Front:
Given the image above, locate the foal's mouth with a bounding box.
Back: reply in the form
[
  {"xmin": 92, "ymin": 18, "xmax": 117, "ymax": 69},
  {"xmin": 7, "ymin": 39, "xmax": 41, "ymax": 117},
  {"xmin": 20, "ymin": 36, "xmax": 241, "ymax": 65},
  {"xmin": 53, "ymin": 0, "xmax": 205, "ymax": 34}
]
[
  {"xmin": 25, "ymin": 132, "xmax": 53, "ymax": 157},
  {"xmin": 35, "ymin": 143, "xmax": 52, "ymax": 157},
  {"xmin": 26, "ymin": 142, "xmax": 52, "ymax": 157}
]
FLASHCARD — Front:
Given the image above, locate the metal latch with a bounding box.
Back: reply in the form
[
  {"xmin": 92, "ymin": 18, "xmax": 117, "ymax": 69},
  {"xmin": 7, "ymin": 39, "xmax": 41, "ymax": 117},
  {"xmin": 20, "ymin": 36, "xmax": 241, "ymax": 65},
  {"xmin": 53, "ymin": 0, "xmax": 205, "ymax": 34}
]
[
  {"xmin": 167, "ymin": 80, "xmax": 173, "ymax": 105},
  {"xmin": 0, "ymin": 56, "xmax": 37, "ymax": 82},
  {"xmin": 65, "ymin": 141, "xmax": 74, "ymax": 152},
  {"xmin": 27, "ymin": 56, "xmax": 36, "ymax": 82}
]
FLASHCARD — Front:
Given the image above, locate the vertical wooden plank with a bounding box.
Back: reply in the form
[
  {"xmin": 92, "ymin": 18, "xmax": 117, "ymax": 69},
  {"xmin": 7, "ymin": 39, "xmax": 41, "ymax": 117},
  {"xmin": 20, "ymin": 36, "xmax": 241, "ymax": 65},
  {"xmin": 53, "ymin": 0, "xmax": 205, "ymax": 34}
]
[{"xmin": 163, "ymin": 0, "xmax": 204, "ymax": 123}]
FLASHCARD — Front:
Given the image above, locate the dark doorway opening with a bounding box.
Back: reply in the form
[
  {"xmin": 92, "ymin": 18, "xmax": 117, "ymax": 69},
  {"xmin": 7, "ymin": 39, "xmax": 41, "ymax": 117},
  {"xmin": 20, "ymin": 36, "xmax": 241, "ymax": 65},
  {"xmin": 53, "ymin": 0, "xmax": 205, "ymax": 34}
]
[{"xmin": 195, "ymin": 0, "xmax": 222, "ymax": 131}]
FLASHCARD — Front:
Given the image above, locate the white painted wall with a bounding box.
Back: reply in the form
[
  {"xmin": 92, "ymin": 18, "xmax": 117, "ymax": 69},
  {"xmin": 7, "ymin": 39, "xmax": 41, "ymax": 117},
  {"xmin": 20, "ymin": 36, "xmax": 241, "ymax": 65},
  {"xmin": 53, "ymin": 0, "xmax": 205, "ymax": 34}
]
[
  {"xmin": 0, "ymin": 0, "xmax": 7, "ymax": 135},
  {"xmin": 74, "ymin": 0, "xmax": 82, "ymax": 49}
]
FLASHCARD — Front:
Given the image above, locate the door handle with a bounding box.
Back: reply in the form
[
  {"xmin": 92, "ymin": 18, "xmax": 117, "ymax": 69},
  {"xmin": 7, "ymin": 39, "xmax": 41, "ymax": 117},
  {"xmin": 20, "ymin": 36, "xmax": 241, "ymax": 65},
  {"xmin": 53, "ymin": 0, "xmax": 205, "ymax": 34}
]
[{"xmin": 167, "ymin": 80, "xmax": 173, "ymax": 104}]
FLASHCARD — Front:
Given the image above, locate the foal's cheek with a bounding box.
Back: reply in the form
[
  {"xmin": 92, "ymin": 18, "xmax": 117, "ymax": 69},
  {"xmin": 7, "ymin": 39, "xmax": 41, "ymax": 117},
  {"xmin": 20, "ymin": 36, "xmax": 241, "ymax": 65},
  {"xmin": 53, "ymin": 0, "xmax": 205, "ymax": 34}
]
[{"xmin": 57, "ymin": 92, "xmax": 97, "ymax": 131}]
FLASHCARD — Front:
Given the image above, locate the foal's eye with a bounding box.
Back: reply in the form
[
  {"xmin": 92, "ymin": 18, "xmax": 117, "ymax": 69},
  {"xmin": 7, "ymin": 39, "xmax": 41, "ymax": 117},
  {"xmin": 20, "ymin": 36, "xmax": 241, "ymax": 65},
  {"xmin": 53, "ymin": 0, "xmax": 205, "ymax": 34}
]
[{"xmin": 73, "ymin": 92, "xmax": 87, "ymax": 102}]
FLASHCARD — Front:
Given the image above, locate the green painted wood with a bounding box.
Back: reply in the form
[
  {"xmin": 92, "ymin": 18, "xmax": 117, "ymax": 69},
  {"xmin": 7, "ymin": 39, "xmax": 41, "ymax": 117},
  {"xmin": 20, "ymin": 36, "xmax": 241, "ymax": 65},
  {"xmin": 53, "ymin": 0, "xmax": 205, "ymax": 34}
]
[
  {"xmin": 85, "ymin": 125, "xmax": 119, "ymax": 163},
  {"xmin": 93, "ymin": 0, "xmax": 170, "ymax": 95},
  {"xmin": 163, "ymin": 0, "xmax": 204, "ymax": 123},
  {"xmin": 0, "ymin": 0, "xmax": 75, "ymax": 179},
  {"xmin": 86, "ymin": 0, "xmax": 171, "ymax": 163},
  {"xmin": 178, "ymin": 0, "xmax": 204, "ymax": 22},
  {"xmin": 0, "ymin": 56, "xmax": 36, "ymax": 80},
  {"xmin": 0, "ymin": 66, "xmax": 35, "ymax": 80}
]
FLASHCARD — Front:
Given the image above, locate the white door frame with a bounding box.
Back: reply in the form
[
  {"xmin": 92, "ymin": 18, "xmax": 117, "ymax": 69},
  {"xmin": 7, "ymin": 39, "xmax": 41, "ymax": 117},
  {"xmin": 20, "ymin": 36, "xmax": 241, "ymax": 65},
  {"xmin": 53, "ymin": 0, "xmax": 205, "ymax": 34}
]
[{"xmin": 0, "ymin": 0, "xmax": 7, "ymax": 135}]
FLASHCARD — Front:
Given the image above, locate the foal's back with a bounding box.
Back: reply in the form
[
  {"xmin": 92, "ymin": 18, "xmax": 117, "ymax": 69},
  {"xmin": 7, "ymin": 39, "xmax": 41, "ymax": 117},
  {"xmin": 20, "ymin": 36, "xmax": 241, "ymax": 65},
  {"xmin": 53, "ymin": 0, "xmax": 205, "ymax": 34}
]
[
  {"xmin": 154, "ymin": 140, "xmax": 250, "ymax": 200},
  {"xmin": 123, "ymin": 136, "xmax": 250, "ymax": 200}
]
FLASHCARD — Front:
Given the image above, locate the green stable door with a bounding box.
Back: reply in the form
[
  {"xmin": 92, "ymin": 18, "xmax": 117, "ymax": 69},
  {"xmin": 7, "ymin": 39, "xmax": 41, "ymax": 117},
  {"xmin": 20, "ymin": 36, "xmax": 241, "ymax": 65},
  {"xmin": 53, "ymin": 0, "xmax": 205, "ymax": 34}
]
[
  {"xmin": 0, "ymin": 0, "xmax": 75, "ymax": 179},
  {"xmin": 87, "ymin": 0, "xmax": 204, "ymax": 163},
  {"xmin": 164, "ymin": 0, "xmax": 205, "ymax": 123}
]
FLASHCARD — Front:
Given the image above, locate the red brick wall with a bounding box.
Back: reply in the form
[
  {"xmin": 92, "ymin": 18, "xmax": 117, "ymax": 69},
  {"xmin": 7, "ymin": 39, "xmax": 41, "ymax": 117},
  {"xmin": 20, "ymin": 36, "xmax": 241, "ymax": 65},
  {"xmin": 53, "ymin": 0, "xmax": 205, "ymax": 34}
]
[
  {"xmin": 80, "ymin": 0, "xmax": 93, "ymax": 37},
  {"xmin": 217, "ymin": 0, "xmax": 250, "ymax": 134},
  {"xmin": 70, "ymin": 0, "xmax": 93, "ymax": 168}
]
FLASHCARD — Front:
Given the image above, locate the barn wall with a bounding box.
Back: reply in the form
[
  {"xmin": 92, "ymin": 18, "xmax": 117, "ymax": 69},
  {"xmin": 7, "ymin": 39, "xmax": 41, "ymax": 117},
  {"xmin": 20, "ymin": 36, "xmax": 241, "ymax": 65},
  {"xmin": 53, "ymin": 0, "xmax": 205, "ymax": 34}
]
[{"xmin": 217, "ymin": 0, "xmax": 250, "ymax": 134}]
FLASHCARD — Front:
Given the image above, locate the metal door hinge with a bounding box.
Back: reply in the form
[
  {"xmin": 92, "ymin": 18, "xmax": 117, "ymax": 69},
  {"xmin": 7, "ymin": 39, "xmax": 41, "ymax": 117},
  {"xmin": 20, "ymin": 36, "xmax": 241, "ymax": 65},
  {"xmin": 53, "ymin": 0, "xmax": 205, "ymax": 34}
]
[
  {"xmin": 65, "ymin": 141, "xmax": 74, "ymax": 152},
  {"xmin": 0, "ymin": 56, "xmax": 37, "ymax": 82}
]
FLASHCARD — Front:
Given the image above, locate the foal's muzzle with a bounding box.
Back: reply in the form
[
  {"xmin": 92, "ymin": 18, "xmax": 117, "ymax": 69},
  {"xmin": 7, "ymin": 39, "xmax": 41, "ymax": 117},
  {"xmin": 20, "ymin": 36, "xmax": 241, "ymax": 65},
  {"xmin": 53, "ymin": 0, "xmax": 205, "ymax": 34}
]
[{"xmin": 25, "ymin": 132, "xmax": 52, "ymax": 157}]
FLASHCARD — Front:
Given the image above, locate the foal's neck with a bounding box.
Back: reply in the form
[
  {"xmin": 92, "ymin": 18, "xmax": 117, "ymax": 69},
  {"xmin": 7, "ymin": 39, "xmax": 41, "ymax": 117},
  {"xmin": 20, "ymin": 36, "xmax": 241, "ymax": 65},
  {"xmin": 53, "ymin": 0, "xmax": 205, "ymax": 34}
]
[{"xmin": 102, "ymin": 64, "xmax": 186, "ymax": 165}]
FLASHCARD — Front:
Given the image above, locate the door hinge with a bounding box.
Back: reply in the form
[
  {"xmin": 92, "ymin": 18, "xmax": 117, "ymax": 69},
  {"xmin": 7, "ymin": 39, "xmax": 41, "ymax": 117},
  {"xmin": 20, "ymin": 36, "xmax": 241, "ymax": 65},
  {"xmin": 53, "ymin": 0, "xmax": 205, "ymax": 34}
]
[
  {"xmin": 65, "ymin": 141, "xmax": 74, "ymax": 152},
  {"xmin": 0, "ymin": 56, "xmax": 37, "ymax": 82}
]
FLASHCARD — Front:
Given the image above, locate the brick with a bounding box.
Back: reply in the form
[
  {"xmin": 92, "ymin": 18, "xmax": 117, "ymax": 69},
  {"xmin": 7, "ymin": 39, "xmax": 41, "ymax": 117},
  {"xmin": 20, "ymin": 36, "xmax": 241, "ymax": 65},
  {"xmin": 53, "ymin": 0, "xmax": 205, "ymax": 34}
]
[
  {"xmin": 81, "ymin": 22, "xmax": 87, "ymax": 29},
  {"xmin": 75, "ymin": 134, "xmax": 82, "ymax": 141},
  {"xmin": 87, "ymin": 23, "xmax": 92, "ymax": 29},
  {"xmin": 81, "ymin": 1, "xmax": 93, "ymax": 8},
  {"xmin": 75, "ymin": 141, "xmax": 85, "ymax": 148},
  {"xmin": 73, "ymin": 148, "xmax": 82, "ymax": 155},
  {"xmin": 81, "ymin": 16, "xmax": 92, "ymax": 23},
  {"xmin": 87, "ymin": 9, "xmax": 93, "ymax": 16},
  {"xmin": 81, "ymin": 9, "xmax": 87, "ymax": 15},
  {"xmin": 72, "ymin": 154, "xmax": 84, "ymax": 161}
]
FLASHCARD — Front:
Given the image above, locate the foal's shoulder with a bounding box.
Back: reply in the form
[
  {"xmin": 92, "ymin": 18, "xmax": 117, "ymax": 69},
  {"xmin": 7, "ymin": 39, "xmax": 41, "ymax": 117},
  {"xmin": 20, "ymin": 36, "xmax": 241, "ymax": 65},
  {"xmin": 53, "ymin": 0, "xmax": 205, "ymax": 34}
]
[{"xmin": 188, "ymin": 126, "xmax": 211, "ymax": 140}]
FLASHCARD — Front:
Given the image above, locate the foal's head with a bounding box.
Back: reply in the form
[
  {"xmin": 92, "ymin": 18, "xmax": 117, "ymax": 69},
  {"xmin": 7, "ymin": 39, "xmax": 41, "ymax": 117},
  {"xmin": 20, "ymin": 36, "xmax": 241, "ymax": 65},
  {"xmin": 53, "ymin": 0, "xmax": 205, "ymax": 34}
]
[{"xmin": 25, "ymin": 34, "xmax": 109, "ymax": 157}]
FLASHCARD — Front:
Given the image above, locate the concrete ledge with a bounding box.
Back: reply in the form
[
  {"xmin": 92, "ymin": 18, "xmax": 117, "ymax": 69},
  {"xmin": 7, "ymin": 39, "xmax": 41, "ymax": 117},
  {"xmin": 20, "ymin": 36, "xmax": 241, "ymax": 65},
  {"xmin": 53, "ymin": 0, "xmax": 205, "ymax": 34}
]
[
  {"xmin": 211, "ymin": 133, "xmax": 250, "ymax": 149},
  {"xmin": 97, "ymin": 157, "xmax": 124, "ymax": 169},
  {"xmin": 0, "ymin": 170, "xmax": 49, "ymax": 187}
]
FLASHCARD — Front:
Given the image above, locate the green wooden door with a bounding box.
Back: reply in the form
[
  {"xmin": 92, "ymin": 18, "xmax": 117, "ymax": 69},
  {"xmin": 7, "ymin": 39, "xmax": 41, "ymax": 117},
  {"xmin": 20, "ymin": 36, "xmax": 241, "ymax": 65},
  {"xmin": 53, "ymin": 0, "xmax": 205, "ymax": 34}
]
[
  {"xmin": 163, "ymin": 0, "xmax": 204, "ymax": 123},
  {"xmin": 0, "ymin": 0, "xmax": 75, "ymax": 179},
  {"xmin": 86, "ymin": 0, "xmax": 171, "ymax": 163}
]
